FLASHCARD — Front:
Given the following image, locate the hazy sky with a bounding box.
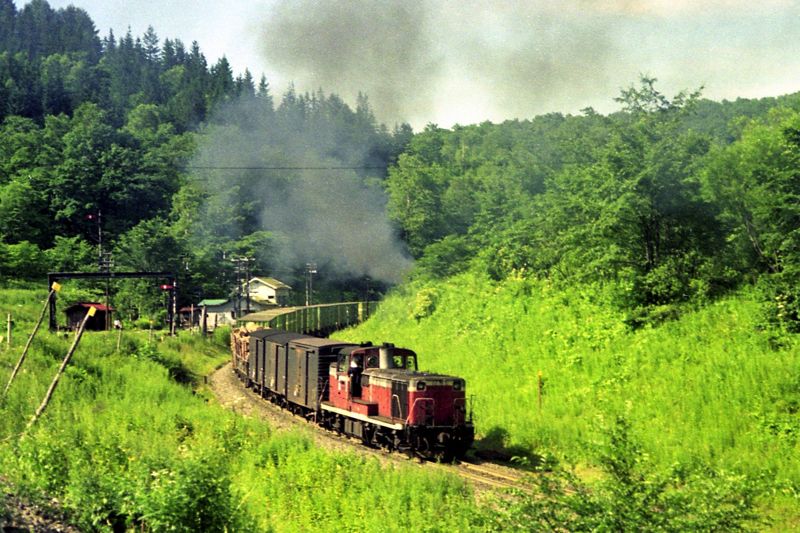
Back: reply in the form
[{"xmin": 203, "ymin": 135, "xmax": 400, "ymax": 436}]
[{"xmin": 44, "ymin": 0, "xmax": 800, "ymax": 128}]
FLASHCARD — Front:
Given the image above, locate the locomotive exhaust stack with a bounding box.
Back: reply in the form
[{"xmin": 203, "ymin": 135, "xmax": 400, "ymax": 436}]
[{"xmin": 379, "ymin": 342, "xmax": 394, "ymax": 369}]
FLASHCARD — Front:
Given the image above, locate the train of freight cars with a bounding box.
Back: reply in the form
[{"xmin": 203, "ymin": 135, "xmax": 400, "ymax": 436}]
[{"xmin": 231, "ymin": 328, "xmax": 474, "ymax": 460}]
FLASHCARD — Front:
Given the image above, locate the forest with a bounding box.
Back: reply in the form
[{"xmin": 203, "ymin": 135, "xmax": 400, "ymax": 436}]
[
  {"xmin": 2, "ymin": 0, "xmax": 800, "ymax": 530},
  {"xmin": 2, "ymin": 0, "xmax": 799, "ymax": 331}
]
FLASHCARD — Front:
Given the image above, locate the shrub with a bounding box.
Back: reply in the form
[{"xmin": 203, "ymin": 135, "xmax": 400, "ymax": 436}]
[
  {"xmin": 139, "ymin": 450, "xmax": 252, "ymax": 532},
  {"xmin": 491, "ymin": 416, "xmax": 765, "ymax": 532},
  {"xmin": 411, "ymin": 287, "xmax": 439, "ymax": 321},
  {"xmin": 212, "ymin": 326, "xmax": 231, "ymax": 348}
]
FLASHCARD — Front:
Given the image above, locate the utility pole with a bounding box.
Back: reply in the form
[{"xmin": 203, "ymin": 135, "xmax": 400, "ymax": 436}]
[
  {"xmin": 230, "ymin": 257, "xmax": 254, "ymax": 317},
  {"xmin": 305, "ymin": 262, "xmax": 317, "ymax": 307},
  {"xmin": 244, "ymin": 259, "xmax": 252, "ymax": 314},
  {"xmin": 99, "ymin": 251, "xmax": 113, "ymax": 331}
]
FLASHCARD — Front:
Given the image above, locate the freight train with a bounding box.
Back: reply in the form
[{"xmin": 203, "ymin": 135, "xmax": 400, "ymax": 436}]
[{"xmin": 231, "ymin": 328, "xmax": 474, "ymax": 460}]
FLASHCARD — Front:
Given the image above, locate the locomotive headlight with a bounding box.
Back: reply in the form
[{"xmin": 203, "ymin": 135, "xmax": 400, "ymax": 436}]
[
  {"xmin": 453, "ymin": 380, "xmax": 462, "ymax": 391},
  {"xmin": 416, "ymin": 381, "xmax": 426, "ymax": 391}
]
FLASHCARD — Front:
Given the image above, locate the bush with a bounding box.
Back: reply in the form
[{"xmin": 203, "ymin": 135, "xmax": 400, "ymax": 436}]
[
  {"xmin": 491, "ymin": 416, "xmax": 765, "ymax": 532},
  {"xmin": 411, "ymin": 287, "xmax": 439, "ymax": 320},
  {"xmin": 0, "ymin": 241, "xmax": 46, "ymax": 279},
  {"xmin": 140, "ymin": 450, "xmax": 251, "ymax": 532},
  {"xmin": 212, "ymin": 326, "xmax": 231, "ymax": 348}
]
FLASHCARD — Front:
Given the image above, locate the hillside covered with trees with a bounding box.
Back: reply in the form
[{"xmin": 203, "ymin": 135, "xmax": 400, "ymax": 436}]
[
  {"xmin": 0, "ymin": 0, "xmax": 411, "ymax": 316},
  {"xmin": 3, "ymin": 0, "xmax": 799, "ymax": 330},
  {"xmin": 2, "ymin": 0, "xmax": 800, "ymax": 529}
]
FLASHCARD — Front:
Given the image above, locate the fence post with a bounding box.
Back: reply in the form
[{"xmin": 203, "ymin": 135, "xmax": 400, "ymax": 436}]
[
  {"xmin": 24, "ymin": 306, "xmax": 94, "ymax": 433},
  {"xmin": 538, "ymin": 370, "xmax": 543, "ymax": 411},
  {"xmin": 3, "ymin": 287, "xmax": 58, "ymax": 398}
]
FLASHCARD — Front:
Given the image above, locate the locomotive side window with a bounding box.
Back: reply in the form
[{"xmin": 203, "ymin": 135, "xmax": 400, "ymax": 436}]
[{"xmin": 337, "ymin": 355, "xmax": 347, "ymax": 372}]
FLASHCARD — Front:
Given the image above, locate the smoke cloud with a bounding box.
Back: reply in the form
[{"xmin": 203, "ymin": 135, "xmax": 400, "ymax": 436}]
[
  {"xmin": 259, "ymin": 1, "xmax": 618, "ymax": 125},
  {"xmin": 191, "ymin": 100, "xmax": 413, "ymax": 286},
  {"xmin": 258, "ymin": 167, "xmax": 412, "ymax": 284},
  {"xmin": 260, "ymin": 0, "xmax": 440, "ymax": 124},
  {"xmin": 258, "ymin": 0, "xmax": 800, "ymax": 127}
]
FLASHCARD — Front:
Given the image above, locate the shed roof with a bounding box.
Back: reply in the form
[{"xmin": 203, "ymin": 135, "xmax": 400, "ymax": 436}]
[
  {"xmin": 250, "ymin": 277, "xmax": 292, "ymax": 290},
  {"xmin": 65, "ymin": 302, "xmax": 115, "ymax": 312},
  {"xmin": 198, "ymin": 299, "xmax": 229, "ymax": 306}
]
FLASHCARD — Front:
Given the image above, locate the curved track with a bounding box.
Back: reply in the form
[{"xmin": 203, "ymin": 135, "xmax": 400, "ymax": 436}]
[{"xmin": 208, "ymin": 362, "xmax": 531, "ymax": 493}]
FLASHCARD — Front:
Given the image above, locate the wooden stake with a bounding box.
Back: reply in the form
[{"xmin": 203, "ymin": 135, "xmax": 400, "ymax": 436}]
[
  {"xmin": 6, "ymin": 313, "xmax": 10, "ymax": 349},
  {"xmin": 538, "ymin": 370, "xmax": 543, "ymax": 411},
  {"xmin": 3, "ymin": 289, "xmax": 55, "ymax": 398},
  {"xmin": 116, "ymin": 325, "xmax": 122, "ymax": 353},
  {"xmin": 24, "ymin": 306, "xmax": 93, "ymax": 433}
]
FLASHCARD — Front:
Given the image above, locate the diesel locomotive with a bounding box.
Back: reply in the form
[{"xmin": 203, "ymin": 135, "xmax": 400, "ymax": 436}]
[{"xmin": 231, "ymin": 327, "xmax": 474, "ymax": 460}]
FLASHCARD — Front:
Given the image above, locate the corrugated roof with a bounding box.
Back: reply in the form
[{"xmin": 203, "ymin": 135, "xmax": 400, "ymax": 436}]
[
  {"xmin": 198, "ymin": 299, "xmax": 229, "ymax": 306},
  {"xmin": 250, "ymin": 277, "xmax": 292, "ymax": 290}
]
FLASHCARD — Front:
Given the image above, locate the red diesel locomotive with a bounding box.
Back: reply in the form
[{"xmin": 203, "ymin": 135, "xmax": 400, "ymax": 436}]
[{"xmin": 231, "ymin": 328, "xmax": 474, "ymax": 459}]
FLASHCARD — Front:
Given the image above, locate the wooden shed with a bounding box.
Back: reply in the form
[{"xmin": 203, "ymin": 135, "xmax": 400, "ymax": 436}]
[{"xmin": 64, "ymin": 303, "xmax": 114, "ymax": 331}]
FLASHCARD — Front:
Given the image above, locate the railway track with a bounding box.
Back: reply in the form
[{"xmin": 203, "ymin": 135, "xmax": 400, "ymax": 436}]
[
  {"xmin": 209, "ymin": 362, "xmax": 532, "ymax": 493},
  {"xmin": 455, "ymin": 460, "xmax": 527, "ymax": 490}
]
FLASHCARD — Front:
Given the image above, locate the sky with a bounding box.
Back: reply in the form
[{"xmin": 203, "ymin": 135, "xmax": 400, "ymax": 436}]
[{"xmin": 43, "ymin": 0, "xmax": 800, "ymax": 129}]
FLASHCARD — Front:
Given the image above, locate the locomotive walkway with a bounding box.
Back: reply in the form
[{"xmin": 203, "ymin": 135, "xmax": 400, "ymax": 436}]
[{"xmin": 237, "ymin": 301, "xmax": 378, "ymax": 336}]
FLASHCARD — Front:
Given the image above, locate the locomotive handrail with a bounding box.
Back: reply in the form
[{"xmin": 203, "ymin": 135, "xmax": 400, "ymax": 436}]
[
  {"xmin": 453, "ymin": 397, "xmax": 466, "ymax": 425},
  {"xmin": 407, "ymin": 398, "xmax": 435, "ymax": 426},
  {"xmin": 391, "ymin": 394, "xmax": 403, "ymax": 420}
]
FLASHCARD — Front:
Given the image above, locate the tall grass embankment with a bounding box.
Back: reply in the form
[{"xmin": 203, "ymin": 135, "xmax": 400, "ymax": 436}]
[
  {"xmin": 342, "ymin": 271, "xmax": 800, "ymax": 528},
  {"xmin": 0, "ymin": 284, "xmax": 479, "ymax": 531}
]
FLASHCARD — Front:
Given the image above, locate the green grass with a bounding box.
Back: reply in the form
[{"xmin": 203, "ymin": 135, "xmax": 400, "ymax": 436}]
[
  {"xmin": 341, "ymin": 270, "xmax": 800, "ymax": 526},
  {"xmin": 1, "ymin": 278, "xmax": 793, "ymax": 530},
  {"xmin": 0, "ymin": 284, "xmax": 481, "ymax": 531}
]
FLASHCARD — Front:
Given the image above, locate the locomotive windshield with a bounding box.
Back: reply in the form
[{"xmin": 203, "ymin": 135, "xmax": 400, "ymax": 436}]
[
  {"xmin": 394, "ymin": 354, "xmax": 417, "ymax": 370},
  {"xmin": 337, "ymin": 350, "xmax": 418, "ymax": 370}
]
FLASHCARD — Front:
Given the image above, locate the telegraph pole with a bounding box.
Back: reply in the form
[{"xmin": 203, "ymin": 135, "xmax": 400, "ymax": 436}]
[
  {"xmin": 230, "ymin": 257, "xmax": 254, "ymax": 317},
  {"xmin": 305, "ymin": 262, "xmax": 317, "ymax": 306},
  {"xmin": 100, "ymin": 251, "xmax": 113, "ymax": 330}
]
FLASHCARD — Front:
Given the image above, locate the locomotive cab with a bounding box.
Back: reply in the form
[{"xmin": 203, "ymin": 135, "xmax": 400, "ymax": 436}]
[{"xmin": 323, "ymin": 344, "xmax": 474, "ymax": 458}]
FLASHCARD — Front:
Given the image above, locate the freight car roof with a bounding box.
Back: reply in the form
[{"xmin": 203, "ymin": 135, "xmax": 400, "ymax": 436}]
[
  {"xmin": 290, "ymin": 337, "xmax": 356, "ymax": 349},
  {"xmin": 264, "ymin": 332, "xmax": 307, "ymax": 344},
  {"xmin": 249, "ymin": 328, "xmax": 287, "ymax": 340}
]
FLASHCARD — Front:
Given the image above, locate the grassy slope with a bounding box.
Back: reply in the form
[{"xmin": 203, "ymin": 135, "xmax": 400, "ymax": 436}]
[
  {"xmin": 341, "ymin": 272, "xmax": 800, "ymax": 494},
  {"xmin": 0, "ymin": 283, "xmax": 480, "ymax": 531}
]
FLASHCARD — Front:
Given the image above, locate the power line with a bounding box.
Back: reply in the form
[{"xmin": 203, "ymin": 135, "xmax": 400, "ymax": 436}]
[{"xmin": 186, "ymin": 165, "xmax": 389, "ymax": 171}]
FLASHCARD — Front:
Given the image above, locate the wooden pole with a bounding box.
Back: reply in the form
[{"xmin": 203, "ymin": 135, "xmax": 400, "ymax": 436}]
[
  {"xmin": 3, "ymin": 289, "xmax": 55, "ymax": 398},
  {"xmin": 537, "ymin": 370, "xmax": 543, "ymax": 411},
  {"xmin": 24, "ymin": 306, "xmax": 94, "ymax": 433},
  {"xmin": 6, "ymin": 313, "xmax": 10, "ymax": 349},
  {"xmin": 116, "ymin": 324, "xmax": 122, "ymax": 353}
]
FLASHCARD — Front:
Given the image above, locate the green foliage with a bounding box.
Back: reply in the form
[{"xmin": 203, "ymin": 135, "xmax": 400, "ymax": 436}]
[
  {"xmin": 212, "ymin": 325, "xmax": 231, "ymax": 348},
  {"xmin": 44, "ymin": 236, "xmax": 95, "ymax": 272},
  {"xmin": 415, "ymin": 235, "xmax": 475, "ymax": 279},
  {"xmin": 0, "ymin": 240, "xmax": 46, "ymax": 278},
  {"xmin": 344, "ymin": 271, "xmax": 800, "ymax": 526},
  {"xmin": 139, "ymin": 449, "xmax": 249, "ymax": 532},
  {"xmin": 0, "ymin": 286, "xmax": 483, "ymax": 532},
  {"xmin": 491, "ymin": 416, "xmax": 764, "ymax": 532},
  {"xmin": 411, "ymin": 287, "xmax": 439, "ymax": 320}
]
